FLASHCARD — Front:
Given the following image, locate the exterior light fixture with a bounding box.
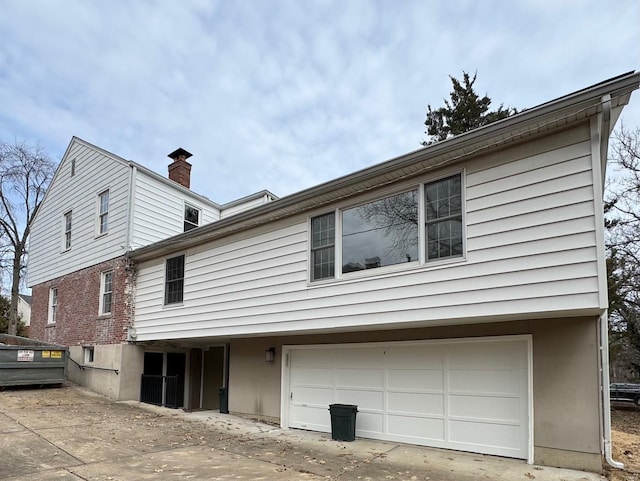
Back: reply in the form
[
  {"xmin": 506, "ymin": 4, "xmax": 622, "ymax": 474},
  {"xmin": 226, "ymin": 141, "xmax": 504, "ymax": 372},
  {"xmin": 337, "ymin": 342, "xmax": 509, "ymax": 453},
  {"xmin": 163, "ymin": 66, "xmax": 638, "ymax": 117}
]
[{"xmin": 265, "ymin": 347, "xmax": 275, "ymax": 363}]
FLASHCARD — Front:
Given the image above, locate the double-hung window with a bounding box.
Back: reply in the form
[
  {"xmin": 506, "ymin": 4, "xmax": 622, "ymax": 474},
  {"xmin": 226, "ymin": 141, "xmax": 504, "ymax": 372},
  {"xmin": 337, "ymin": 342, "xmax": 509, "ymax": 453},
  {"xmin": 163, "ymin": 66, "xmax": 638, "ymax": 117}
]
[
  {"xmin": 100, "ymin": 271, "xmax": 113, "ymax": 315},
  {"xmin": 48, "ymin": 287, "xmax": 58, "ymax": 324},
  {"xmin": 63, "ymin": 211, "xmax": 72, "ymax": 250},
  {"xmin": 425, "ymin": 174, "xmax": 463, "ymax": 260},
  {"xmin": 184, "ymin": 204, "xmax": 200, "ymax": 231},
  {"xmin": 165, "ymin": 255, "xmax": 185, "ymax": 305},
  {"xmin": 310, "ymin": 173, "xmax": 463, "ymax": 282},
  {"xmin": 98, "ymin": 190, "xmax": 109, "ymax": 235},
  {"xmin": 310, "ymin": 213, "xmax": 335, "ymax": 281}
]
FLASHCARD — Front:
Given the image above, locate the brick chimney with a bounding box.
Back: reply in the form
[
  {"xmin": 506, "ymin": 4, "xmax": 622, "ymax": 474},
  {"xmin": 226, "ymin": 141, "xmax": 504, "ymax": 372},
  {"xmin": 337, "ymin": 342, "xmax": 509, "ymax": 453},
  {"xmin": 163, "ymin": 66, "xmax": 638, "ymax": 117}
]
[{"xmin": 168, "ymin": 148, "xmax": 193, "ymax": 189}]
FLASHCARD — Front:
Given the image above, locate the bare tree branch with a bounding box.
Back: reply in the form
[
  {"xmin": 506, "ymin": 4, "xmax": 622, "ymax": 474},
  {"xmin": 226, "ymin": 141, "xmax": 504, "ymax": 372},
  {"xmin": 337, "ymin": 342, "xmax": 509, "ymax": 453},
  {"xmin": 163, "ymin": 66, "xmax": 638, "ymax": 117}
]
[{"xmin": 0, "ymin": 139, "xmax": 56, "ymax": 335}]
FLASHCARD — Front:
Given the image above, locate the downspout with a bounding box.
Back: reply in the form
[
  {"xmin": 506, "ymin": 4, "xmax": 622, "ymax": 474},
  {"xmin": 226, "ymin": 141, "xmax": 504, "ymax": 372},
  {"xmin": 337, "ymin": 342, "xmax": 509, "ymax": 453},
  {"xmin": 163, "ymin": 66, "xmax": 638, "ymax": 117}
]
[
  {"xmin": 601, "ymin": 311, "xmax": 623, "ymax": 469},
  {"xmin": 596, "ymin": 94, "xmax": 623, "ymax": 469}
]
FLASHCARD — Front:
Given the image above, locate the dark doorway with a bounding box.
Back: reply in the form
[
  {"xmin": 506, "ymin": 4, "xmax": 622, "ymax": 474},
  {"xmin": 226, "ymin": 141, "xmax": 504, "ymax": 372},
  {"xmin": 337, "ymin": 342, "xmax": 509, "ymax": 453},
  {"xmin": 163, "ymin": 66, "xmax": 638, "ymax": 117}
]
[
  {"xmin": 143, "ymin": 352, "xmax": 163, "ymax": 375},
  {"xmin": 202, "ymin": 346, "xmax": 225, "ymax": 410},
  {"xmin": 166, "ymin": 352, "xmax": 186, "ymax": 408}
]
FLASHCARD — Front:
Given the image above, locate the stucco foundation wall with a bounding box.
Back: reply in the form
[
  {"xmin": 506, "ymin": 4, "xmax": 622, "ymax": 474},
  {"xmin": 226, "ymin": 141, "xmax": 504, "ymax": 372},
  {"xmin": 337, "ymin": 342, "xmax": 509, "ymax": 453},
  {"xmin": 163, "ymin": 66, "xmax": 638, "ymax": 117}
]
[
  {"xmin": 68, "ymin": 343, "xmax": 143, "ymax": 400},
  {"xmin": 228, "ymin": 316, "xmax": 602, "ymax": 470}
]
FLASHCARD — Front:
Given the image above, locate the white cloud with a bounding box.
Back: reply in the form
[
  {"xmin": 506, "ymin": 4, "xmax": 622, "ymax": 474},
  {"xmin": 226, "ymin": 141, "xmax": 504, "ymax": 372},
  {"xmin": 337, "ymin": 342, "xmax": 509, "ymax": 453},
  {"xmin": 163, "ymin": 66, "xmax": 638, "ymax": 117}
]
[{"xmin": 0, "ymin": 0, "xmax": 638, "ymax": 204}]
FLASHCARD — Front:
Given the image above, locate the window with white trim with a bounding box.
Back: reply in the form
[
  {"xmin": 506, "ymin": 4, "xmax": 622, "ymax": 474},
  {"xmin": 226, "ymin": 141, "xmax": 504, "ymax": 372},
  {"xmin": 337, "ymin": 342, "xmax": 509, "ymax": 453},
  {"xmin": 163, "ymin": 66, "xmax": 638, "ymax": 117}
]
[
  {"xmin": 84, "ymin": 346, "xmax": 94, "ymax": 364},
  {"xmin": 63, "ymin": 211, "xmax": 72, "ymax": 250},
  {"xmin": 310, "ymin": 173, "xmax": 464, "ymax": 282},
  {"xmin": 98, "ymin": 190, "xmax": 109, "ymax": 235},
  {"xmin": 425, "ymin": 174, "xmax": 463, "ymax": 260},
  {"xmin": 184, "ymin": 204, "xmax": 200, "ymax": 232},
  {"xmin": 165, "ymin": 255, "xmax": 185, "ymax": 305},
  {"xmin": 48, "ymin": 287, "xmax": 58, "ymax": 324},
  {"xmin": 99, "ymin": 271, "xmax": 113, "ymax": 315},
  {"xmin": 310, "ymin": 213, "xmax": 335, "ymax": 281}
]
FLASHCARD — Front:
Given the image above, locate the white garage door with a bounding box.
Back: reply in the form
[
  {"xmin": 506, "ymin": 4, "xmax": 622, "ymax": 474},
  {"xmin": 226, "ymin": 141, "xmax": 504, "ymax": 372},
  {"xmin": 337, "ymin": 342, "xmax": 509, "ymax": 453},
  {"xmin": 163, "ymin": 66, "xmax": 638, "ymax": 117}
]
[{"xmin": 284, "ymin": 337, "xmax": 530, "ymax": 460}]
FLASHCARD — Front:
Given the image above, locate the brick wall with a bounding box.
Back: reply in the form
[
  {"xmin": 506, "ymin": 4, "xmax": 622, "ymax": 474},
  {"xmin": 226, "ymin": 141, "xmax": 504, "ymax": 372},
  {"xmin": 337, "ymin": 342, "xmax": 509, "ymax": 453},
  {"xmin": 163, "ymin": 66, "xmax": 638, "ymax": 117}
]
[{"xmin": 30, "ymin": 256, "xmax": 134, "ymax": 346}]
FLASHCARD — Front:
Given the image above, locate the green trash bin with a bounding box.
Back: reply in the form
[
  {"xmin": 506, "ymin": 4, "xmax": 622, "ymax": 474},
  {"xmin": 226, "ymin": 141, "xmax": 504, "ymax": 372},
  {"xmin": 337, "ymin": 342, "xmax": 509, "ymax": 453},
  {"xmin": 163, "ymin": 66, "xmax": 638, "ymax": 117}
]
[{"xmin": 329, "ymin": 404, "xmax": 358, "ymax": 441}]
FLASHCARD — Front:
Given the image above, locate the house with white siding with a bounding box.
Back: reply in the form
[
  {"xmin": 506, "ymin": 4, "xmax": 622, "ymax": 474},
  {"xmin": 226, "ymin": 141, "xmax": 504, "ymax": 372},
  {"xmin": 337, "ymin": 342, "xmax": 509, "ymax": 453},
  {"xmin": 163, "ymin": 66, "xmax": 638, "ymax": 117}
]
[
  {"xmin": 27, "ymin": 138, "xmax": 275, "ymax": 399},
  {"xmin": 27, "ymin": 71, "xmax": 640, "ymax": 472},
  {"xmin": 126, "ymin": 72, "xmax": 639, "ymax": 472}
]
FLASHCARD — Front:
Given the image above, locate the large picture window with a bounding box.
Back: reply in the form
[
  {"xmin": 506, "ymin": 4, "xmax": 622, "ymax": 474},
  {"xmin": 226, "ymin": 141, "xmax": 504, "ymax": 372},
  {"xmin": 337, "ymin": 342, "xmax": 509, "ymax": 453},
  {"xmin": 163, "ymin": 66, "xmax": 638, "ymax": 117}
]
[
  {"xmin": 165, "ymin": 255, "xmax": 185, "ymax": 305},
  {"xmin": 309, "ymin": 173, "xmax": 463, "ymax": 282},
  {"xmin": 342, "ymin": 190, "xmax": 418, "ymax": 273}
]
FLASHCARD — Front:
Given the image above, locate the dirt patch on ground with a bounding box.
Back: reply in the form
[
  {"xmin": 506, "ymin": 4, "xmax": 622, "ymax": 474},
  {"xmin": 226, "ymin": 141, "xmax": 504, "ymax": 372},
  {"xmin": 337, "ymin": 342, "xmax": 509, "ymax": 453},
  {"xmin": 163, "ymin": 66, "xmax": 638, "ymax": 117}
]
[{"xmin": 609, "ymin": 403, "xmax": 640, "ymax": 480}]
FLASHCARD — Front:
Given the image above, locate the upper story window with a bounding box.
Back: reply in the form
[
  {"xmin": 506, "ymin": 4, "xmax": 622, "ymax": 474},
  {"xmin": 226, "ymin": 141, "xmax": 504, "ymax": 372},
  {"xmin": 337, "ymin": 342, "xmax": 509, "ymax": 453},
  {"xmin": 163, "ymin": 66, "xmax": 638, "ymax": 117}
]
[
  {"xmin": 425, "ymin": 174, "xmax": 463, "ymax": 260},
  {"xmin": 63, "ymin": 211, "xmax": 72, "ymax": 250},
  {"xmin": 99, "ymin": 271, "xmax": 113, "ymax": 315},
  {"xmin": 48, "ymin": 287, "xmax": 58, "ymax": 324},
  {"xmin": 98, "ymin": 190, "xmax": 109, "ymax": 235},
  {"xmin": 71, "ymin": 158, "xmax": 76, "ymax": 177},
  {"xmin": 165, "ymin": 254, "xmax": 185, "ymax": 305},
  {"xmin": 342, "ymin": 190, "xmax": 419, "ymax": 273},
  {"xmin": 310, "ymin": 173, "xmax": 464, "ymax": 282},
  {"xmin": 310, "ymin": 213, "xmax": 335, "ymax": 281},
  {"xmin": 184, "ymin": 204, "xmax": 200, "ymax": 231}
]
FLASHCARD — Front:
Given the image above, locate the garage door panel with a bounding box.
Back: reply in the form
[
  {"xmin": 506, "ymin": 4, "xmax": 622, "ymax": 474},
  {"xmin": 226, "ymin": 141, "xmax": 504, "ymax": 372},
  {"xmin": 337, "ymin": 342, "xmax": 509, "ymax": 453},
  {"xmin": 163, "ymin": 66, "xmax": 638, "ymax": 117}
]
[
  {"xmin": 385, "ymin": 346, "xmax": 444, "ymax": 367},
  {"xmin": 387, "ymin": 414, "xmax": 445, "ymax": 440},
  {"xmin": 335, "ymin": 388, "xmax": 383, "ymax": 410},
  {"xmin": 355, "ymin": 412, "xmax": 384, "ymax": 435},
  {"xmin": 335, "ymin": 368, "xmax": 383, "ymax": 388},
  {"xmin": 449, "ymin": 419, "xmax": 521, "ymax": 450},
  {"xmin": 290, "ymin": 405, "xmax": 330, "ymax": 431},
  {"xmin": 388, "ymin": 391, "xmax": 444, "ymax": 415},
  {"xmin": 295, "ymin": 386, "xmax": 333, "ymax": 405},
  {"xmin": 291, "ymin": 367, "xmax": 333, "ymax": 384},
  {"xmin": 336, "ymin": 348, "xmax": 384, "ymax": 368},
  {"xmin": 448, "ymin": 343, "xmax": 526, "ymax": 369},
  {"xmin": 387, "ymin": 369, "xmax": 444, "ymax": 390},
  {"xmin": 449, "ymin": 369, "xmax": 521, "ymax": 395},
  {"xmin": 449, "ymin": 395, "xmax": 520, "ymax": 421},
  {"xmin": 287, "ymin": 338, "xmax": 529, "ymax": 460}
]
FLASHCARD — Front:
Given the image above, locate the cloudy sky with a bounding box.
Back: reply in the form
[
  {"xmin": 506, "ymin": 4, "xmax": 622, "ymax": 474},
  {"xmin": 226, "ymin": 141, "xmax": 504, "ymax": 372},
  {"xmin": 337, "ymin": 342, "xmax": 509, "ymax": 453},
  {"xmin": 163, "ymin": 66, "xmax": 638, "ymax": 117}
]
[{"xmin": 1, "ymin": 0, "xmax": 639, "ymax": 204}]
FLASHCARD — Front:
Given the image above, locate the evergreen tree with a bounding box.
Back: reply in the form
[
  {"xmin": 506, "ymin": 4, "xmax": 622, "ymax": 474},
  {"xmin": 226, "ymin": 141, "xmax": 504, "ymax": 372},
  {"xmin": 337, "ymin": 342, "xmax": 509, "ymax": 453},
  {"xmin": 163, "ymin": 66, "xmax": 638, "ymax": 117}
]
[{"xmin": 422, "ymin": 72, "xmax": 517, "ymax": 145}]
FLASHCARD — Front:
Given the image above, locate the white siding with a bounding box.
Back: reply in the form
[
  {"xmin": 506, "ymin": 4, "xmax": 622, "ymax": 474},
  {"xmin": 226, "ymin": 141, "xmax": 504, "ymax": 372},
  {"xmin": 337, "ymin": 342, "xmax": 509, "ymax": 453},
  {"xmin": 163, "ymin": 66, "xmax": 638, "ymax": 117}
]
[
  {"xmin": 131, "ymin": 173, "xmax": 220, "ymax": 248},
  {"xmin": 221, "ymin": 194, "xmax": 272, "ymax": 218},
  {"xmin": 27, "ymin": 141, "xmax": 131, "ymax": 286},
  {"xmin": 134, "ymin": 125, "xmax": 601, "ymax": 341}
]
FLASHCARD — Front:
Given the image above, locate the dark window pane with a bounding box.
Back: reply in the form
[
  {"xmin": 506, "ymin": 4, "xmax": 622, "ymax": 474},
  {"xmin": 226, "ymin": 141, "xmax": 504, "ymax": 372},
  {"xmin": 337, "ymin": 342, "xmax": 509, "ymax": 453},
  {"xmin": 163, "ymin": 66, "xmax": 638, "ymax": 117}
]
[
  {"xmin": 342, "ymin": 190, "xmax": 419, "ymax": 273},
  {"xmin": 165, "ymin": 255, "xmax": 185, "ymax": 304}
]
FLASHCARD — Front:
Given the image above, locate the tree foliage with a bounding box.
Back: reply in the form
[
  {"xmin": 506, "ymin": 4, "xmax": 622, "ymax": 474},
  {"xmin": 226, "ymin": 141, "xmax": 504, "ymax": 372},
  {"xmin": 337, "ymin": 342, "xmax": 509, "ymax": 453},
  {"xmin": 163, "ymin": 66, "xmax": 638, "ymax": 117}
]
[
  {"xmin": 606, "ymin": 125, "xmax": 640, "ymax": 380},
  {"xmin": 0, "ymin": 294, "xmax": 28, "ymax": 337},
  {"xmin": 422, "ymin": 71, "xmax": 517, "ymax": 145},
  {"xmin": 0, "ymin": 140, "xmax": 56, "ymax": 335}
]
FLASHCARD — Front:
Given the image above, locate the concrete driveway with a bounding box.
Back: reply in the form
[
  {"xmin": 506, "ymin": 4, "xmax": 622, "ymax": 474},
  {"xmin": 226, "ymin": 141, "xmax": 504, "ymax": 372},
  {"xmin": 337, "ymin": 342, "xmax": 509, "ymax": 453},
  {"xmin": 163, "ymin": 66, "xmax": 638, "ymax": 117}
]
[{"xmin": 0, "ymin": 384, "xmax": 605, "ymax": 480}]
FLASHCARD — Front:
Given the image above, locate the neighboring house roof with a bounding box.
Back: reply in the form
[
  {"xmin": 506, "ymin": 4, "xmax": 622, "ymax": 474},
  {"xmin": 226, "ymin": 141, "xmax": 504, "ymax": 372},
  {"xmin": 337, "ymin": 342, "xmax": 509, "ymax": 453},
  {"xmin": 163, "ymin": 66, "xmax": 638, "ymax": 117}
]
[
  {"xmin": 130, "ymin": 71, "xmax": 640, "ymax": 262},
  {"xmin": 18, "ymin": 295, "xmax": 32, "ymax": 306}
]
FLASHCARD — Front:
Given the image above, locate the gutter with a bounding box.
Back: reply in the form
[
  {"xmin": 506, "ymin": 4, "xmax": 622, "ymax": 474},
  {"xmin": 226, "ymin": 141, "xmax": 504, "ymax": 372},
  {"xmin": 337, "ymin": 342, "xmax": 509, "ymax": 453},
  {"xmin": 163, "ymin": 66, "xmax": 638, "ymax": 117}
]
[{"xmin": 130, "ymin": 71, "xmax": 640, "ymax": 263}]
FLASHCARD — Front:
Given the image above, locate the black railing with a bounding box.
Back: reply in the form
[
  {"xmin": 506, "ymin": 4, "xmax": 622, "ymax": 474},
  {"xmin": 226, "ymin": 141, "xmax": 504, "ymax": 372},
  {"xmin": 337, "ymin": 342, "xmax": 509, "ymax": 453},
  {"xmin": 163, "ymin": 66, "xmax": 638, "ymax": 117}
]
[{"xmin": 140, "ymin": 375, "xmax": 180, "ymax": 408}]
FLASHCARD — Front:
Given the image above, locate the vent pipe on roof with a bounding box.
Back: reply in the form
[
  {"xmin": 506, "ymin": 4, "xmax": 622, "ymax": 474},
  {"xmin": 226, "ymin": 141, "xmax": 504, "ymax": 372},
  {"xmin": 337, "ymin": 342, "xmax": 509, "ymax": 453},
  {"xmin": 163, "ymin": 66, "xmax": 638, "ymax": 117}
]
[{"xmin": 168, "ymin": 148, "xmax": 193, "ymax": 189}]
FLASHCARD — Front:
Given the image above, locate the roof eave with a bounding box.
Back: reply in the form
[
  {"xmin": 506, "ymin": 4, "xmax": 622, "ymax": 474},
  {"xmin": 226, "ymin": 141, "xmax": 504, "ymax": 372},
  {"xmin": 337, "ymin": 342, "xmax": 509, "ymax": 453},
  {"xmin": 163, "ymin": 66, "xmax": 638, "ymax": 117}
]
[{"xmin": 130, "ymin": 71, "xmax": 640, "ymax": 262}]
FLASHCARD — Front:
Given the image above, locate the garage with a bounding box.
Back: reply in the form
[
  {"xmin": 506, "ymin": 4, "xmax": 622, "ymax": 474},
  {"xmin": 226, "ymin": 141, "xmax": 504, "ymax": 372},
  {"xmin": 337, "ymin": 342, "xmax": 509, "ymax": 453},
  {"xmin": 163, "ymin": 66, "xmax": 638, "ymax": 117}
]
[{"xmin": 282, "ymin": 336, "xmax": 531, "ymax": 460}]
